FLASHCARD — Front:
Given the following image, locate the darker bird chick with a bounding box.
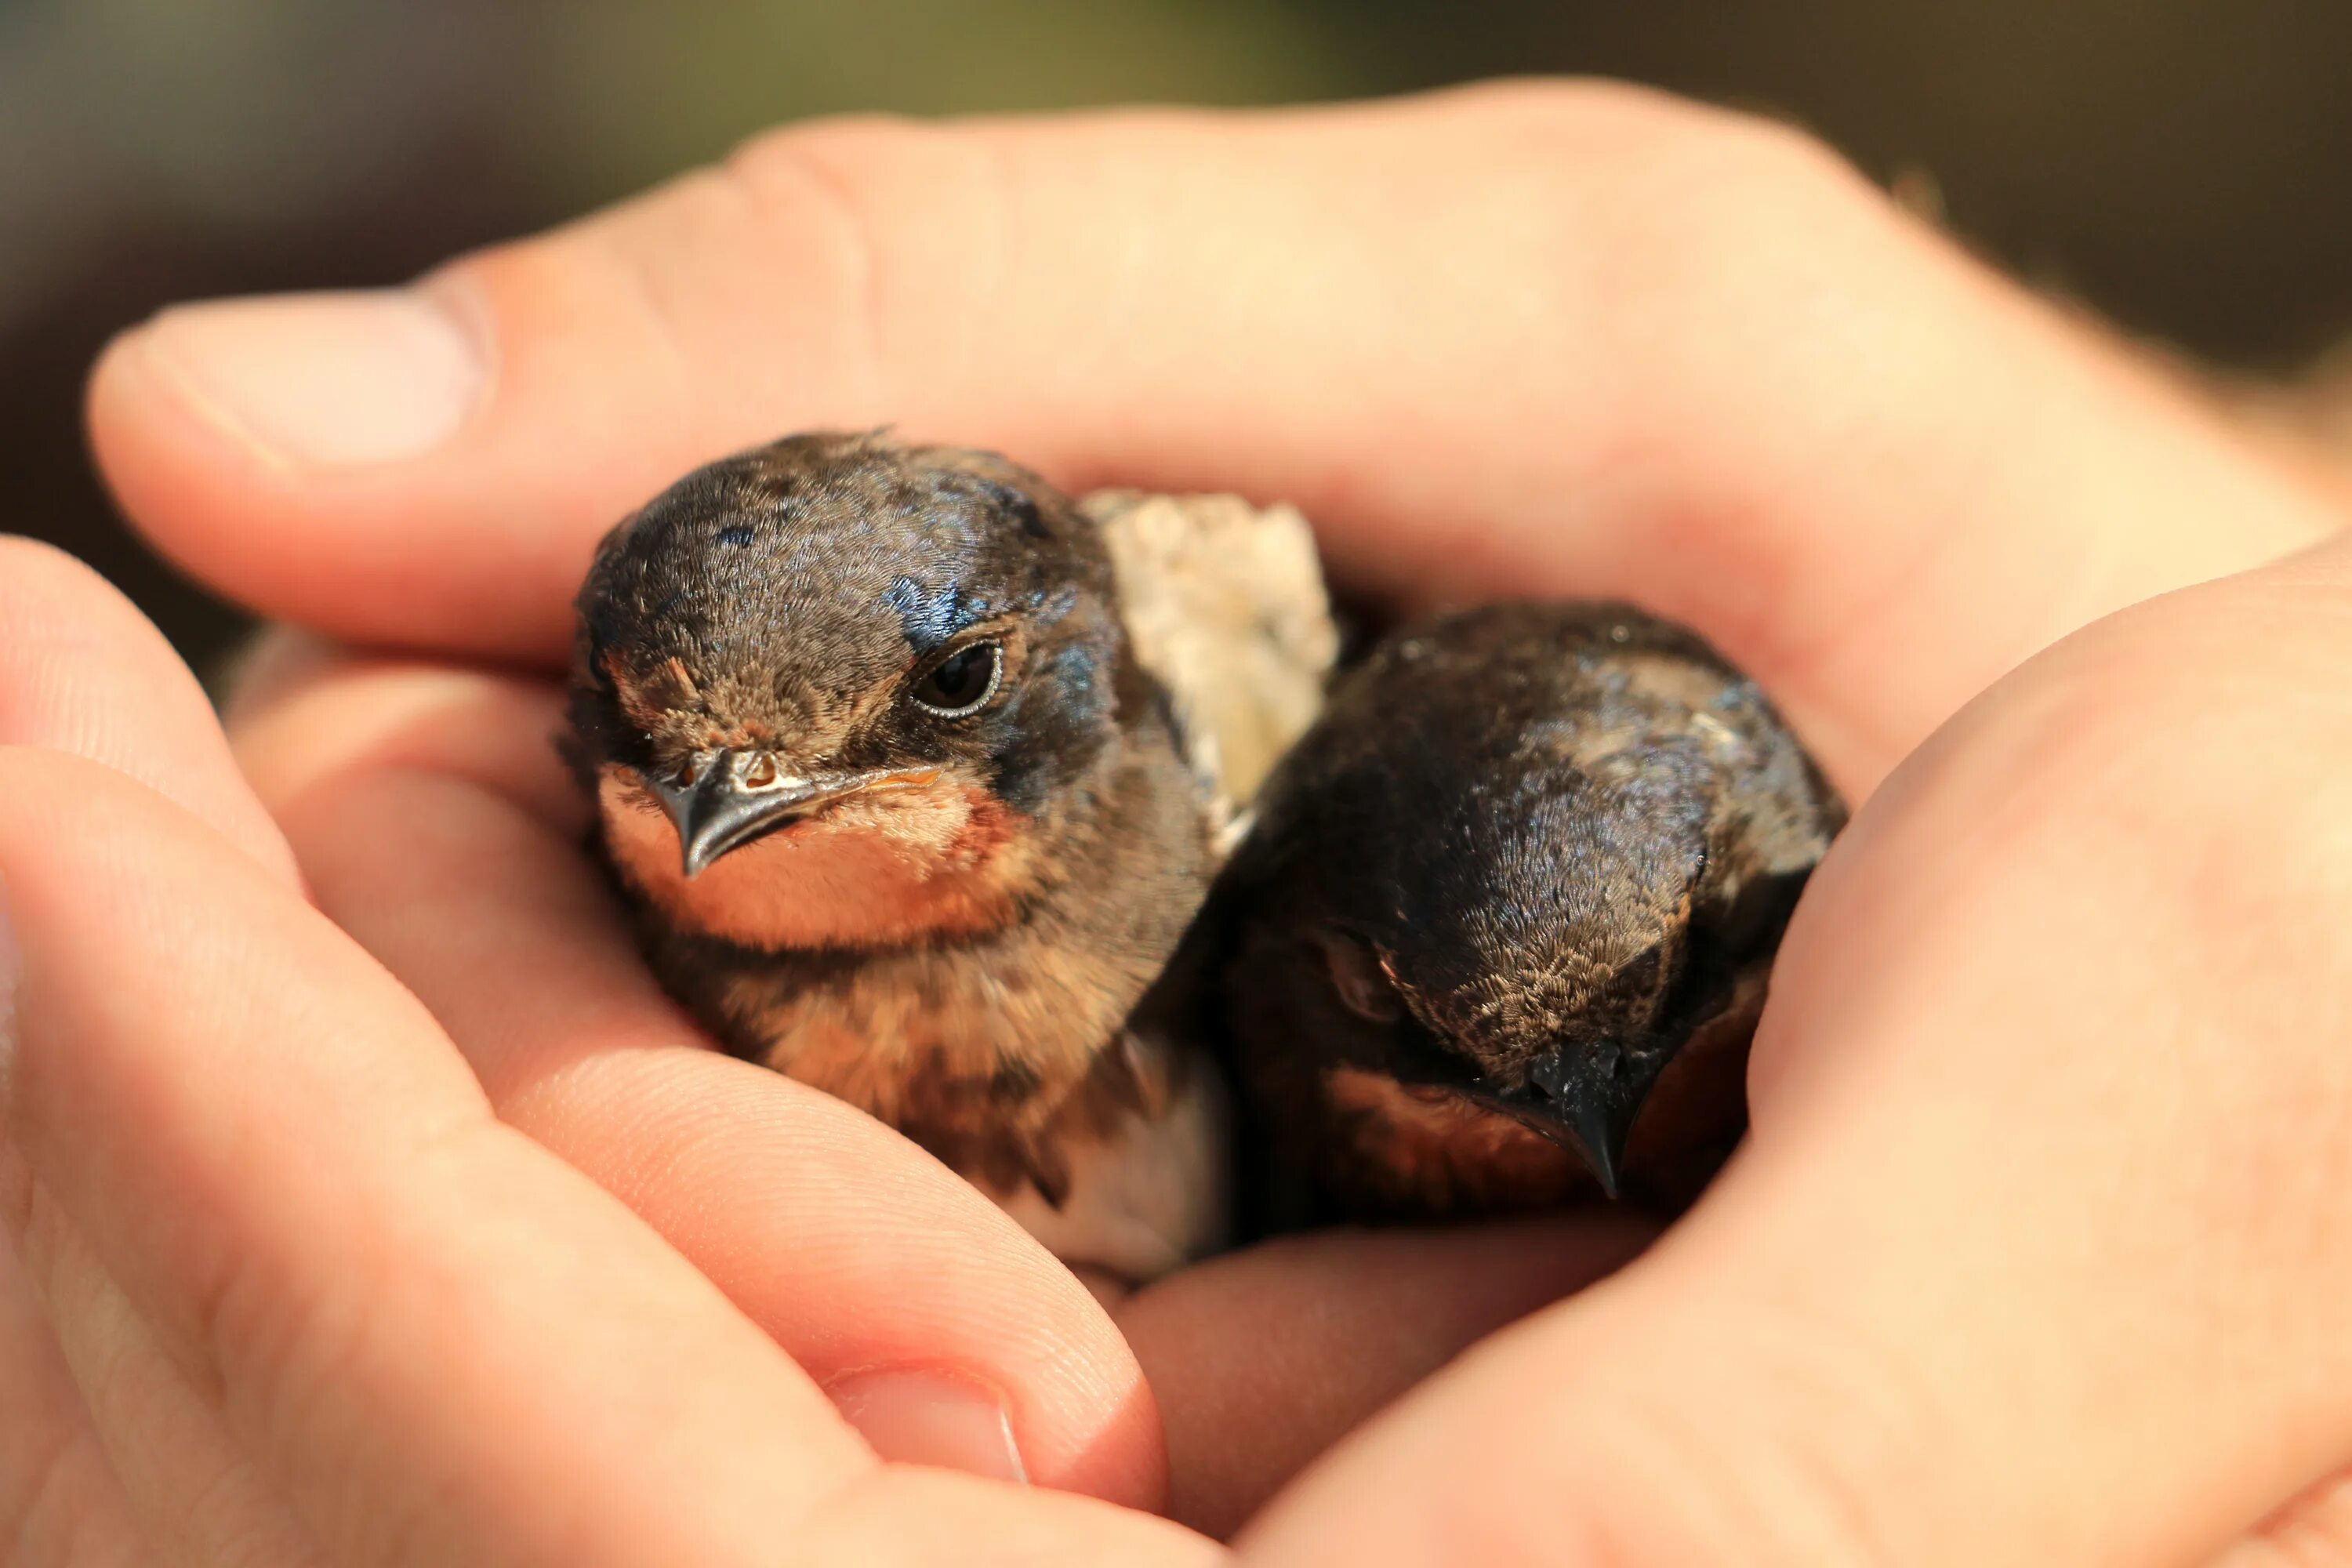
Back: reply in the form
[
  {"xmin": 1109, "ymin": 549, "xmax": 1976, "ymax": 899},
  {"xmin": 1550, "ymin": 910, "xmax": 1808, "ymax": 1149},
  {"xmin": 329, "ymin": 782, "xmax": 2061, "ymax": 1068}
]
[
  {"xmin": 1211, "ymin": 601, "xmax": 1844, "ymax": 1223},
  {"xmin": 565, "ymin": 431, "xmax": 1244, "ymax": 1281}
]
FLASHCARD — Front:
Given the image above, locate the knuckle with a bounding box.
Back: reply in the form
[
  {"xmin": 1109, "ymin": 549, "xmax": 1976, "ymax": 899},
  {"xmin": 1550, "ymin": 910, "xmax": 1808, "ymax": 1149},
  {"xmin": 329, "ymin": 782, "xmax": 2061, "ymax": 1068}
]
[
  {"xmin": 1443, "ymin": 80, "xmax": 1913, "ymax": 510},
  {"xmin": 720, "ymin": 114, "xmax": 1010, "ymax": 405},
  {"xmin": 442, "ymin": 111, "xmax": 985, "ymax": 427},
  {"xmin": 1461, "ymin": 77, "xmax": 1875, "ymax": 246},
  {"xmin": 723, "ymin": 110, "xmax": 945, "ymax": 196},
  {"xmin": 1618, "ymin": 118, "xmax": 1887, "ymax": 317}
]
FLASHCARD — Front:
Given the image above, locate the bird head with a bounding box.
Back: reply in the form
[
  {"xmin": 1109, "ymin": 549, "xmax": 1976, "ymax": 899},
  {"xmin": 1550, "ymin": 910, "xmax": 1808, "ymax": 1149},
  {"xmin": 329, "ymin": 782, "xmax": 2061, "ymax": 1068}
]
[
  {"xmin": 1270, "ymin": 761, "xmax": 1715, "ymax": 1198},
  {"xmin": 568, "ymin": 431, "xmax": 1132, "ymax": 950},
  {"xmin": 1225, "ymin": 605, "xmax": 1802, "ymax": 1200}
]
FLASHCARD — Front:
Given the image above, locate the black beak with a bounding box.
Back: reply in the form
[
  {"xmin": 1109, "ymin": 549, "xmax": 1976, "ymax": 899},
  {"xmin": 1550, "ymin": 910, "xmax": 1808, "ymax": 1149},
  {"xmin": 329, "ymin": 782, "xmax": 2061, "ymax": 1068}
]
[
  {"xmin": 648, "ymin": 753, "xmax": 875, "ymax": 878},
  {"xmin": 1476, "ymin": 1040, "xmax": 1672, "ymax": 1201}
]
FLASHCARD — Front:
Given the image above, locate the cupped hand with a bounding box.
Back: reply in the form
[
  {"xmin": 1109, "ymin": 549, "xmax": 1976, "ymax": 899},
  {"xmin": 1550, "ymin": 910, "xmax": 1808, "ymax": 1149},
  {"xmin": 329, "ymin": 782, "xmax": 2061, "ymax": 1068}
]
[{"xmin": 5, "ymin": 79, "xmax": 2350, "ymax": 1565}]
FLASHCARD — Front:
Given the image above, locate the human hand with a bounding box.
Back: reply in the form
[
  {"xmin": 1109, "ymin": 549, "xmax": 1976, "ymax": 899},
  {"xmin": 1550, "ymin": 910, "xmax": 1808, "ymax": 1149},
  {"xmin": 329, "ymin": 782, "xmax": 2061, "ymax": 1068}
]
[{"xmin": 28, "ymin": 80, "xmax": 2352, "ymax": 1563}]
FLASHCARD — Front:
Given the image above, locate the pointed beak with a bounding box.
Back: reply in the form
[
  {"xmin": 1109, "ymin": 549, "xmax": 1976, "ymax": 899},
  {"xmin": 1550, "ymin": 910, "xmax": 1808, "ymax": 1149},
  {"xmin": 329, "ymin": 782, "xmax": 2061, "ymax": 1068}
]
[
  {"xmin": 647, "ymin": 754, "xmax": 909, "ymax": 878},
  {"xmin": 1479, "ymin": 1040, "xmax": 1672, "ymax": 1201}
]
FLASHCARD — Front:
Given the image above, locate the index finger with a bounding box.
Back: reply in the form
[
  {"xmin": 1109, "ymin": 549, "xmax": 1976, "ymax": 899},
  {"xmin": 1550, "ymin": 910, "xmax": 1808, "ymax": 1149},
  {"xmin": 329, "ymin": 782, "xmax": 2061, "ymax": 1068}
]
[{"xmin": 91, "ymin": 83, "xmax": 2339, "ymax": 794}]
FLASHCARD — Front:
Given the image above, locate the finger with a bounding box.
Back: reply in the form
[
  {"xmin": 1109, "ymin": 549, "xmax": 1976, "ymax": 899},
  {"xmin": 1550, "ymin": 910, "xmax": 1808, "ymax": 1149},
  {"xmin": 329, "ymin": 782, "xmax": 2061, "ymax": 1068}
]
[
  {"xmin": 226, "ymin": 645, "xmax": 584, "ymax": 831},
  {"xmin": 212, "ymin": 626, "xmax": 340, "ymax": 735},
  {"xmin": 1240, "ymin": 537, "xmax": 2352, "ymax": 1566},
  {"xmin": 1116, "ymin": 1215, "xmax": 1653, "ymax": 1540},
  {"xmin": 230, "ymin": 655, "xmax": 1167, "ymax": 1506},
  {"xmin": 0, "ymin": 1243, "xmax": 151, "ymax": 1568},
  {"xmin": 0, "ymin": 541, "xmax": 318, "ymax": 1566},
  {"xmin": 2214, "ymin": 1468, "xmax": 2352, "ymax": 1566},
  {"xmin": 94, "ymin": 84, "xmax": 2340, "ymax": 793},
  {"xmin": 16, "ymin": 1210, "xmax": 322, "ymax": 1568},
  {"xmin": 777, "ymin": 1468, "xmax": 1221, "ymax": 1568},
  {"xmin": 0, "ymin": 751, "xmax": 891, "ymax": 1566},
  {"xmin": 0, "ymin": 539, "xmax": 292, "ymax": 882}
]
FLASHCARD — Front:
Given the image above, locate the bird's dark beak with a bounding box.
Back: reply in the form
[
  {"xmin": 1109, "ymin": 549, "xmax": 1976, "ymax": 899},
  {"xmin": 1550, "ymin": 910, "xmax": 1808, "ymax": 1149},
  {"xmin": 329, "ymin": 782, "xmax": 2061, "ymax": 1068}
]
[
  {"xmin": 1476, "ymin": 1041, "xmax": 1672, "ymax": 1201},
  {"xmin": 647, "ymin": 755, "xmax": 931, "ymax": 878}
]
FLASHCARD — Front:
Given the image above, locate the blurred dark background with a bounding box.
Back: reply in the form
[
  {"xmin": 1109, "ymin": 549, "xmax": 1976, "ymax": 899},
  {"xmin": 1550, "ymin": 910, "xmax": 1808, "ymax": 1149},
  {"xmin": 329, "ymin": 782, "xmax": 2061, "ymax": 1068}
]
[{"xmin": 7, "ymin": 0, "xmax": 2350, "ymax": 669}]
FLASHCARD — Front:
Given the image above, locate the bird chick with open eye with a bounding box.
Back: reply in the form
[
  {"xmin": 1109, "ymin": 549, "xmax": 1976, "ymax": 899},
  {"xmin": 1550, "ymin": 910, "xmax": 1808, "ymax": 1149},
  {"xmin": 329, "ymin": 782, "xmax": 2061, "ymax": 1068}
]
[
  {"xmin": 1207, "ymin": 601, "xmax": 1844, "ymax": 1224},
  {"xmin": 564, "ymin": 431, "xmax": 1334, "ymax": 1281}
]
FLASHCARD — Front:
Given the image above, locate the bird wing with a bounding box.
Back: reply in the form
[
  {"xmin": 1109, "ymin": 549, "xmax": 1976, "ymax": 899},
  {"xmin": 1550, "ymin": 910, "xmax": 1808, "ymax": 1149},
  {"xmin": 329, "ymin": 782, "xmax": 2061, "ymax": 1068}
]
[
  {"xmin": 1083, "ymin": 490, "xmax": 1338, "ymax": 850},
  {"xmin": 1692, "ymin": 681, "xmax": 1846, "ymax": 885},
  {"xmin": 1594, "ymin": 619, "xmax": 1845, "ymax": 885}
]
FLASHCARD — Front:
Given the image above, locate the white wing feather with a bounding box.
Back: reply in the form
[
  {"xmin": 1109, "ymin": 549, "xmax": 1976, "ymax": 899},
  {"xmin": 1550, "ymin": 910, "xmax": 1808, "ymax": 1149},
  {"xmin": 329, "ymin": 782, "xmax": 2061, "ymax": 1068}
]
[{"xmin": 1083, "ymin": 489, "xmax": 1338, "ymax": 848}]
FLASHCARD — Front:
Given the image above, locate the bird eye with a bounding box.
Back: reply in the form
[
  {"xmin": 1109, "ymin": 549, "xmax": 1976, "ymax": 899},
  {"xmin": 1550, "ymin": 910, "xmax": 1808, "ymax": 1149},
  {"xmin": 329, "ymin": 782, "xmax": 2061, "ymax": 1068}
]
[{"xmin": 909, "ymin": 640, "xmax": 1003, "ymax": 717}]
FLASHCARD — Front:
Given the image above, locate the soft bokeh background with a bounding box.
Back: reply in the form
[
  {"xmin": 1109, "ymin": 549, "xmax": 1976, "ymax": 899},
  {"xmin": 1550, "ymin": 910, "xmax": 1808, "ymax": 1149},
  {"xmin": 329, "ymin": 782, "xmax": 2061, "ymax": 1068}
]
[{"xmin": 8, "ymin": 0, "xmax": 2350, "ymax": 669}]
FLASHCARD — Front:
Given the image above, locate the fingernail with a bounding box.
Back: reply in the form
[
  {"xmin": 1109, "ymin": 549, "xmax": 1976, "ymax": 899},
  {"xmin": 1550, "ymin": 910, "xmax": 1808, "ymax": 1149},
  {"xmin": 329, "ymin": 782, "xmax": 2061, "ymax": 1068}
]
[
  {"xmin": 825, "ymin": 1367, "xmax": 1028, "ymax": 1484},
  {"xmin": 138, "ymin": 288, "xmax": 487, "ymax": 467}
]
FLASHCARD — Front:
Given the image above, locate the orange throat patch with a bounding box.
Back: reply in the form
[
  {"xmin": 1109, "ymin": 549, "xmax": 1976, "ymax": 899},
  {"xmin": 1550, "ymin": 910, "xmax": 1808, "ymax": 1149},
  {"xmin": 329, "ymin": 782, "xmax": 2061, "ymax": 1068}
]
[
  {"xmin": 1320, "ymin": 1065, "xmax": 1591, "ymax": 1213},
  {"xmin": 597, "ymin": 764, "xmax": 1041, "ymax": 950}
]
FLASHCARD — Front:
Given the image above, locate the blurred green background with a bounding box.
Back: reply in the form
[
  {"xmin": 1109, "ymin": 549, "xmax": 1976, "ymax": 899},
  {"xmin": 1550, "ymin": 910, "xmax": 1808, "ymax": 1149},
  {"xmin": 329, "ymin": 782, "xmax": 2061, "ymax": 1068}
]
[{"xmin": 7, "ymin": 0, "xmax": 2350, "ymax": 667}]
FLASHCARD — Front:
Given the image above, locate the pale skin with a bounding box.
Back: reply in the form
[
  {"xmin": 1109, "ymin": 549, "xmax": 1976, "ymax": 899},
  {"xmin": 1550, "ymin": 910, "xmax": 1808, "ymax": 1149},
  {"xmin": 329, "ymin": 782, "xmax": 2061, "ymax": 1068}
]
[{"xmin": 6, "ymin": 78, "xmax": 2352, "ymax": 1564}]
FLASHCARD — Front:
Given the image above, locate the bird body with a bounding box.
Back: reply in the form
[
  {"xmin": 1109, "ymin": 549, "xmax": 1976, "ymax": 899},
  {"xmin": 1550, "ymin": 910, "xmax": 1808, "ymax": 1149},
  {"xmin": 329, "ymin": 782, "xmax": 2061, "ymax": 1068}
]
[
  {"xmin": 567, "ymin": 433, "xmax": 1333, "ymax": 1280},
  {"xmin": 1208, "ymin": 601, "xmax": 1842, "ymax": 1224}
]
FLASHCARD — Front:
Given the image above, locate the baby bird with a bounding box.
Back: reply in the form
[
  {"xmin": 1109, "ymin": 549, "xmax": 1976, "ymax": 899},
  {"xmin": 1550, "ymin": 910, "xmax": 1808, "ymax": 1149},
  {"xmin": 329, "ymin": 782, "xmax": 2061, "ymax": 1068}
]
[
  {"xmin": 565, "ymin": 431, "xmax": 1333, "ymax": 1280},
  {"xmin": 1208, "ymin": 601, "xmax": 1843, "ymax": 1222}
]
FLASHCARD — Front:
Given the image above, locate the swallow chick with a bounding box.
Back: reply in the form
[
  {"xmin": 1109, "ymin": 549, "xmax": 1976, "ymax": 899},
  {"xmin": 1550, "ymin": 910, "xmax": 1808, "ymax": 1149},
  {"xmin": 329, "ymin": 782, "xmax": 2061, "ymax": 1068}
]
[
  {"xmin": 1209, "ymin": 601, "xmax": 1843, "ymax": 1223},
  {"xmin": 566, "ymin": 431, "xmax": 1334, "ymax": 1280}
]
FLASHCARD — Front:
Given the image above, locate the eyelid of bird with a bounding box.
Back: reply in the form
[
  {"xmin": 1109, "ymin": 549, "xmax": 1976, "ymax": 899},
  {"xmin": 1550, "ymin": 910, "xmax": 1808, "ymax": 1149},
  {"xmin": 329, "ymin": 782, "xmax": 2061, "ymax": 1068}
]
[
  {"xmin": 906, "ymin": 631, "xmax": 1011, "ymax": 715},
  {"xmin": 564, "ymin": 431, "xmax": 1338, "ymax": 1283},
  {"xmin": 1204, "ymin": 600, "xmax": 1844, "ymax": 1227}
]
